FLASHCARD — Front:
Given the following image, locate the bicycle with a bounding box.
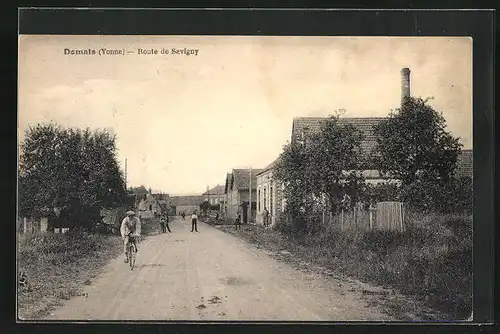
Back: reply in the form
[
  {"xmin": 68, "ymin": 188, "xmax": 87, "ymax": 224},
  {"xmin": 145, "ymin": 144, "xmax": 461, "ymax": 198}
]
[{"xmin": 126, "ymin": 232, "xmax": 138, "ymax": 271}]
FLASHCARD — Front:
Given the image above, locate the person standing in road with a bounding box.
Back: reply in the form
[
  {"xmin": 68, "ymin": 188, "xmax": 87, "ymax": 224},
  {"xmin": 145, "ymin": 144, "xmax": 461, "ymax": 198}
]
[
  {"xmin": 159, "ymin": 214, "xmax": 166, "ymax": 233},
  {"xmin": 263, "ymin": 208, "xmax": 269, "ymax": 227},
  {"xmin": 164, "ymin": 213, "xmax": 171, "ymax": 233},
  {"xmin": 181, "ymin": 212, "xmax": 186, "ymax": 221},
  {"xmin": 235, "ymin": 211, "xmax": 241, "ymax": 230},
  {"xmin": 191, "ymin": 211, "xmax": 198, "ymax": 232}
]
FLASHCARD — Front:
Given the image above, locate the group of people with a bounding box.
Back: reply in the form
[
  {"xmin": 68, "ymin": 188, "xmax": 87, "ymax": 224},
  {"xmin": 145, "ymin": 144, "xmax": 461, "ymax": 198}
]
[{"xmin": 158, "ymin": 213, "xmax": 171, "ymax": 233}]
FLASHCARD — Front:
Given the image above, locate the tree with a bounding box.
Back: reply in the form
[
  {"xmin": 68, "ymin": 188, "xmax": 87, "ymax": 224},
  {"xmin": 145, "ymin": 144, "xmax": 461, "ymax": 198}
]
[
  {"xmin": 274, "ymin": 116, "xmax": 366, "ymax": 233},
  {"xmin": 372, "ymin": 97, "xmax": 462, "ymax": 186},
  {"xmin": 200, "ymin": 201, "xmax": 210, "ymax": 215},
  {"xmin": 274, "ymin": 140, "xmax": 311, "ymax": 233},
  {"xmin": 305, "ymin": 116, "xmax": 365, "ymax": 215},
  {"xmin": 129, "ymin": 185, "xmax": 148, "ymax": 196},
  {"xmin": 19, "ymin": 123, "xmax": 127, "ymax": 229}
]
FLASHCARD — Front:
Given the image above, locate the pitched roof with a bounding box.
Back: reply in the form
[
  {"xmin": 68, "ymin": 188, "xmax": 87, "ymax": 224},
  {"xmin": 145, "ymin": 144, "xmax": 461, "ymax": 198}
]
[
  {"xmin": 202, "ymin": 184, "xmax": 225, "ymax": 196},
  {"xmin": 291, "ymin": 117, "xmax": 387, "ymax": 156},
  {"xmin": 169, "ymin": 196, "xmax": 204, "ymax": 206},
  {"xmin": 455, "ymin": 149, "xmax": 473, "ymax": 178},
  {"xmin": 231, "ymin": 169, "xmax": 263, "ymax": 190},
  {"xmin": 256, "ymin": 157, "xmax": 282, "ymax": 176},
  {"xmin": 152, "ymin": 193, "xmax": 169, "ymax": 200}
]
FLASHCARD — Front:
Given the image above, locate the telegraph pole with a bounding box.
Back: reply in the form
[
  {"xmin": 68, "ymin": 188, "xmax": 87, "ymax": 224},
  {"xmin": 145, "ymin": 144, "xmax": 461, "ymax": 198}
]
[{"xmin": 248, "ymin": 168, "xmax": 252, "ymax": 224}]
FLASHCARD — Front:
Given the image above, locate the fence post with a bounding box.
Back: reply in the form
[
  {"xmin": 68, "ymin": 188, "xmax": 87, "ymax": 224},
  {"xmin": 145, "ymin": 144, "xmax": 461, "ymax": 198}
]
[
  {"xmin": 340, "ymin": 209, "xmax": 344, "ymax": 231},
  {"xmin": 369, "ymin": 204, "xmax": 373, "ymax": 230},
  {"xmin": 41, "ymin": 217, "xmax": 48, "ymax": 233},
  {"xmin": 353, "ymin": 206, "xmax": 356, "ymax": 229}
]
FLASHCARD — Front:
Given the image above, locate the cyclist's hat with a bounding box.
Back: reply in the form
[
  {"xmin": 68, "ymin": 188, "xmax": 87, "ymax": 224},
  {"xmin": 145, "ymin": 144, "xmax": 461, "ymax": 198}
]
[{"xmin": 126, "ymin": 210, "xmax": 136, "ymax": 216}]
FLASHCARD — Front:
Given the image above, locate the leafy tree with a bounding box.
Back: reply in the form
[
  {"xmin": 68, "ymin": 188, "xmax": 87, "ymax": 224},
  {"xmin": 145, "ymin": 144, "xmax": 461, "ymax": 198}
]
[
  {"xmin": 129, "ymin": 185, "xmax": 148, "ymax": 196},
  {"xmin": 274, "ymin": 116, "xmax": 366, "ymax": 233},
  {"xmin": 200, "ymin": 200, "xmax": 210, "ymax": 215},
  {"xmin": 398, "ymin": 176, "xmax": 472, "ymax": 214},
  {"xmin": 274, "ymin": 140, "xmax": 312, "ymax": 233},
  {"xmin": 363, "ymin": 182, "xmax": 400, "ymax": 203},
  {"xmin": 372, "ymin": 97, "xmax": 462, "ymax": 186},
  {"xmin": 19, "ymin": 123, "xmax": 127, "ymax": 229},
  {"xmin": 305, "ymin": 116, "xmax": 365, "ymax": 215}
]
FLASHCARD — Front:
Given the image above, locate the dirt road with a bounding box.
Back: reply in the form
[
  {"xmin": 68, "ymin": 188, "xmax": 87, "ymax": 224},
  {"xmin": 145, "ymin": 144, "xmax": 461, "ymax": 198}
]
[{"xmin": 45, "ymin": 218, "xmax": 394, "ymax": 321}]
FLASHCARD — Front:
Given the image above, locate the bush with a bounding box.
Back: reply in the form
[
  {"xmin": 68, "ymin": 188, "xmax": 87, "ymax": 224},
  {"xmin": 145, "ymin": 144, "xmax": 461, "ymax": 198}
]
[
  {"xmin": 273, "ymin": 212, "xmax": 293, "ymax": 235},
  {"xmin": 398, "ymin": 177, "xmax": 472, "ymax": 214},
  {"xmin": 19, "ymin": 231, "xmax": 108, "ymax": 265},
  {"xmin": 363, "ymin": 182, "xmax": 400, "ymax": 203},
  {"xmin": 297, "ymin": 213, "xmax": 472, "ymax": 319}
]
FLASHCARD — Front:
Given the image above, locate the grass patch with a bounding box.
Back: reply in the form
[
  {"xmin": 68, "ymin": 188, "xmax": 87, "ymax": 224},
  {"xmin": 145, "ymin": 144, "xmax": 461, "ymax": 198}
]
[
  {"xmin": 17, "ymin": 230, "xmax": 123, "ymax": 320},
  {"xmin": 210, "ymin": 214, "xmax": 472, "ymax": 321}
]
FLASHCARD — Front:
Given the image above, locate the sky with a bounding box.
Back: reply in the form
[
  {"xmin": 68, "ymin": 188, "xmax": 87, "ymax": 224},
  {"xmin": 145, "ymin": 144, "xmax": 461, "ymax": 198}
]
[{"xmin": 18, "ymin": 36, "xmax": 472, "ymax": 195}]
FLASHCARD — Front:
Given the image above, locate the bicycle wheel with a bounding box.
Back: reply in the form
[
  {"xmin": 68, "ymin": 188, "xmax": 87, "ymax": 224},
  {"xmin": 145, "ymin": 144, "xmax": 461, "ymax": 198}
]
[{"xmin": 129, "ymin": 246, "xmax": 135, "ymax": 270}]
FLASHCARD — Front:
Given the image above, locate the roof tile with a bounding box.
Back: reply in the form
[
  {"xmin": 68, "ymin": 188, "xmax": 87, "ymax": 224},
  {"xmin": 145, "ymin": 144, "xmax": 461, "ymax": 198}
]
[{"xmin": 292, "ymin": 117, "xmax": 386, "ymax": 156}]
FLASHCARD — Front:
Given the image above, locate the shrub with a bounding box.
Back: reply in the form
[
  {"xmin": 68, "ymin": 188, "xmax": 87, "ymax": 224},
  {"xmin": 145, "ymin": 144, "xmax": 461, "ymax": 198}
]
[
  {"xmin": 397, "ymin": 177, "xmax": 472, "ymax": 214},
  {"xmin": 294, "ymin": 212, "xmax": 472, "ymax": 319}
]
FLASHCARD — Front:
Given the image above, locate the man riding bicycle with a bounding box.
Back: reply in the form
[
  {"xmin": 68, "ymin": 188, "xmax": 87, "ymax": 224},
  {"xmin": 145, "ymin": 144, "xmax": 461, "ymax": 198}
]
[{"xmin": 120, "ymin": 210, "xmax": 142, "ymax": 263}]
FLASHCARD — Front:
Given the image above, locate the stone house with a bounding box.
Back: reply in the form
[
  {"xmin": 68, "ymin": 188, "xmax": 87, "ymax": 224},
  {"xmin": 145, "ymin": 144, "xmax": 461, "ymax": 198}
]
[
  {"xmin": 224, "ymin": 168, "xmax": 263, "ymax": 223},
  {"xmin": 137, "ymin": 193, "xmax": 162, "ymax": 219},
  {"xmin": 202, "ymin": 184, "xmax": 226, "ymax": 208},
  {"xmin": 255, "ymin": 158, "xmax": 284, "ymax": 228},
  {"xmin": 260, "ymin": 115, "xmax": 472, "ymax": 221},
  {"xmin": 169, "ymin": 195, "xmax": 204, "ymax": 215},
  {"xmin": 257, "ymin": 68, "xmax": 473, "ymax": 225}
]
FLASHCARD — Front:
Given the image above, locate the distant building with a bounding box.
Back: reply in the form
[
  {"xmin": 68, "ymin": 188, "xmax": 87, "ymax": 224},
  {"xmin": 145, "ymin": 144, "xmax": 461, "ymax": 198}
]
[
  {"xmin": 224, "ymin": 168, "xmax": 263, "ymax": 223},
  {"xmin": 137, "ymin": 193, "xmax": 161, "ymax": 219},
  {"xmin": 202, "ymin": 185, "xmax": 226, "ymax": 207},
  {"xmin": 169, "ymin": 195, "xmax": 205, "ymax": 215},
  {"xmin": 256, "ymin": 158, "xmax": 284, "ymax": 228}
]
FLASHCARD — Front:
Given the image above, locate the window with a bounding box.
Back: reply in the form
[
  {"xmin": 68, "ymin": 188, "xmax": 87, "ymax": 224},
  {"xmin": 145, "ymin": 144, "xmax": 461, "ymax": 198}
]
[
  {"xmin": 270, "ymin": 185, "xmax": 273, "ymax": 214},
  {"xmin": 258, "ymin": 189, "xmax": 261, "ymax": 211},
  {"xmin": 263, "ymin": 188, "xmax": 267, "ymax": 210}
]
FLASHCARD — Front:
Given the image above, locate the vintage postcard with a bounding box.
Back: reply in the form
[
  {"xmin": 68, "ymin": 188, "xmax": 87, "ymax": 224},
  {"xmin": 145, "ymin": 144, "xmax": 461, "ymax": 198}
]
[{"xmin": 18, "ymin": 35, "xmax": 473, "ymax": 322}]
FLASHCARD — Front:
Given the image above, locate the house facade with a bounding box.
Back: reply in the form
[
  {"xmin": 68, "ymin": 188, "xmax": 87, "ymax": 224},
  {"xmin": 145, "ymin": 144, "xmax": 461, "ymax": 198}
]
[
  {"xmin": 137, "ymin": 193, "xmax": 162, "ymax": 219},
  {"xmin": 202, "ymin": 184, "xmax": 226, "ymax": 208},
  {"xmin": 224, "ymin": 168, "xmax": 263, "ymax": 223},
  {"xmin": 259, "ymin": 116, "xmax": 473, "ymax": 226},
  {"xmin": 255, "ymin": 158, "xmax": 284, "ymax": 228}
]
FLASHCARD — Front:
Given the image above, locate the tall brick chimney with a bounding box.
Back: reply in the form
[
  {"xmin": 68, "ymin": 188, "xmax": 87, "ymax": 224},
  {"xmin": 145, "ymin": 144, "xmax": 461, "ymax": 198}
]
[{"xmin": 400, "ymin": 67, "xmax": 411, "ymax": 104}]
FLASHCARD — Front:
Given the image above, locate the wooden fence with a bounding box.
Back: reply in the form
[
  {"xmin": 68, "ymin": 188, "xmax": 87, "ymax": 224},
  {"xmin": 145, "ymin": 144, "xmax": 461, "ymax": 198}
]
[
  {"xmin": 322, "ymin": 201, "xmax": 405, "ymax": 232},
  {"xmin": 18, "ymin": 207, "xmax": 128, "ymax": 235},
  {"xmin": 18, "ymin": 217, "xmax": 49, "ymax": 234}
]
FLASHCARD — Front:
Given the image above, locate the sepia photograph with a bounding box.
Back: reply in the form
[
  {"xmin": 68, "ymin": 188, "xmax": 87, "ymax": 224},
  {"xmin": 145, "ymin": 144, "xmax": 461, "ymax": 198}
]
[{"xmin": 18, "ymin": 35, "xmax": 473, "ymax": 322}]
